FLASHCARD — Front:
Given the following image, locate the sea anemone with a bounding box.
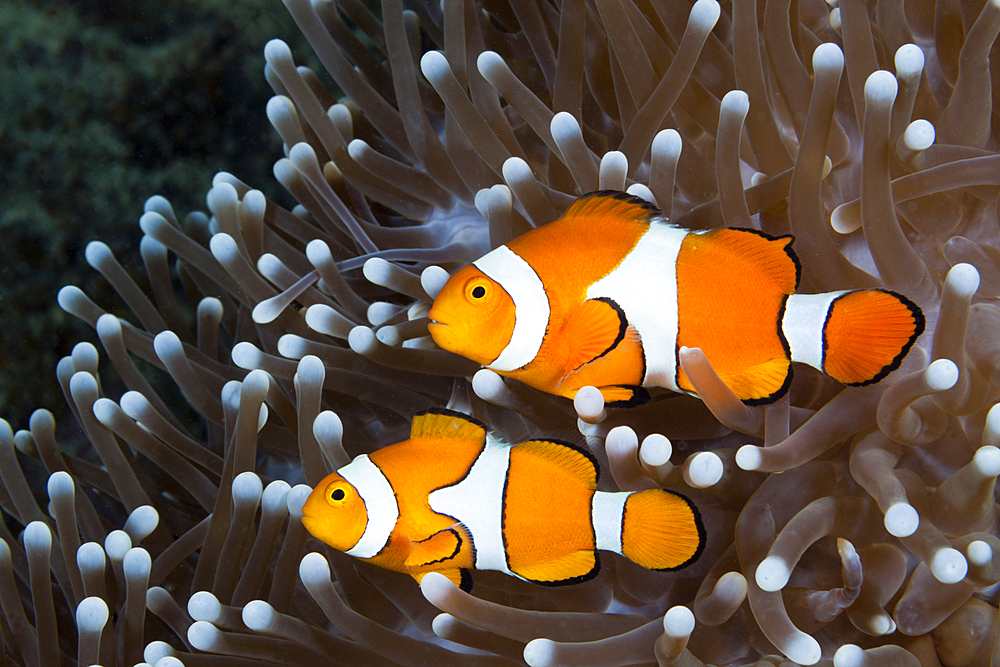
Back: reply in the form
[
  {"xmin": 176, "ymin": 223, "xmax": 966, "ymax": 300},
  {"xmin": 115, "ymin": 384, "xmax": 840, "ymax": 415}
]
[{"xmin": 4, "ymin": 0, "xmax": 1000, "ymax": 665}]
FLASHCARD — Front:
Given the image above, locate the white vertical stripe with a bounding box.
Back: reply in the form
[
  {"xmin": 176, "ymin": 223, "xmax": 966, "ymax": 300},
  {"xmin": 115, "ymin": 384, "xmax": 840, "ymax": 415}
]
[
  {"xmin": 587, "ymin": 222, "xmax": 687, "ymax": 392},
  {"xmin": 428, "ymin": 434, "xmax": 513, "ymax": 574},
  {"xmin": 338, "ymin": 455, "xmax": 399, "ymax": 558},
  {"xmin": 782, "ymin": 292, "xmax": 845, "ymax": 371},
  {"xmin": 591, "ymin": 491, "xmax": 629, "ymax": 554},
  {"xmin": 474, "ymin": 246, "xmax": 549, "ymax": 372}
]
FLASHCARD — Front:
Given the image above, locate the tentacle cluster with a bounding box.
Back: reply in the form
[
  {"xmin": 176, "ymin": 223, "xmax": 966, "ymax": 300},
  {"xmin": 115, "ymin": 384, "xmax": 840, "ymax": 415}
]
[{"xmin": 5, "ymin": 0, "xmax": 1000, "ymax": 665}]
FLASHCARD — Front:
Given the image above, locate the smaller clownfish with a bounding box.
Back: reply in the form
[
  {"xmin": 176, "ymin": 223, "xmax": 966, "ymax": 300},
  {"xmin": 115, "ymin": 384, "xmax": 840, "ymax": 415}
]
[
  {"xmin": 301, "ymin": 409, "xmax": 704, "ymax": 591},
  {"xmin": 428, "ymin": 191, "xmax": 925, "ymax": 406}
]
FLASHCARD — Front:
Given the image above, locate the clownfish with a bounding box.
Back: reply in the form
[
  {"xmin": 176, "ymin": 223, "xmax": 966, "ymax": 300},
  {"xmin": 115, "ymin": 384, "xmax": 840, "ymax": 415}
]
[
  {"xmin": 428, "ymin": 191, "xmax": 924, "ymax": 406},
  {"xmin": 301, "ymin": 409, "xmax": 704, "ymax": 591}
]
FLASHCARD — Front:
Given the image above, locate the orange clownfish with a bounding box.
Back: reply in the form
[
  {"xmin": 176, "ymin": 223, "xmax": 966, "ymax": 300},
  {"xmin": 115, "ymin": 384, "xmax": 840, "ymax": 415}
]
[
  {"xmin": 428, "ymin": 191, "xmax": 925, "ymax": 406},
  {"xmin": 301, "ymin": 409, "xmax": 704, "ymax": 591}
]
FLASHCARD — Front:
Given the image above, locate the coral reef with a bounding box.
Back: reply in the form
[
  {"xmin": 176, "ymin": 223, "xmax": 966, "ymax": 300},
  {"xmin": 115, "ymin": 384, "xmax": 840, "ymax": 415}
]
[{"xmin": 3, "ymin": 0, "xmax": 1000, "ymax": 665}]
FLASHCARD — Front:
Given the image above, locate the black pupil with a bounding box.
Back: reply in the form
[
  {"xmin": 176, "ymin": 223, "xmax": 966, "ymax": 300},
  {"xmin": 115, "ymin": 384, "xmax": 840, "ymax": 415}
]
[
  {"xmin": 331, "ymin": 488, "xmax": 345, "ymax": 501},
  {"xmin": 472, "ymin": 285, "xmax": 486, "ymax": 298}
]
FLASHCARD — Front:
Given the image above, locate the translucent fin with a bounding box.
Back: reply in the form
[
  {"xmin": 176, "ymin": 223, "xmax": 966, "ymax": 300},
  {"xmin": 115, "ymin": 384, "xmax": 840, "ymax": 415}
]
[
  {"xmin": 621, "ymin": 489, "xmax": 705, "ymax": 570},
  {"xmin": 511, "ymin": 549, "xmax": 599, "ymax": 585},
  {"xmin": 823, "ymin": 289, "xmax": 925, "ymax": 385},
  {"xmin": 410, "ymin": 408, "xmax": 487, "ymax": 443},
  {"xmin": 515, "ymin": 440, "xmax": 599, "ymax": 490}
]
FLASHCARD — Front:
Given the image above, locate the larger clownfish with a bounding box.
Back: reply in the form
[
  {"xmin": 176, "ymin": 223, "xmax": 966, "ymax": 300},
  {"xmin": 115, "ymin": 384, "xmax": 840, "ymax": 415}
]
[
  {"xmin": 428, "ymin": 191, "xmax": 925, "ymax": 406},
  {"xmin": 301, "ymin": 409, "xmax": 704, "ymax": 591}
]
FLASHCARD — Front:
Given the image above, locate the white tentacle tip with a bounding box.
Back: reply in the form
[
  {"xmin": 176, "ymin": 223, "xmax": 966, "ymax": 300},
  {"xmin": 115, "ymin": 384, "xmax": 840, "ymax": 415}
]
[
  {"xmin": 721, "ymin": 90, "xmax": 750, "ymax": 117},
  {"xmin": 812, "ymin": 42, "xmax": 844, "ymax": 72},
  {"xmin": 930, "ymin": 547, "xmax": 968, "ymax": 584},
  {"xmin": 735, "ymin": 444, "xmax": 762, "ymax": 471},
  {"xmin": 903, "ymin": 119, "xmax": 935, "ymax": 152},
  {"xmin": 263, "ymin": 39, "xmax": 292, "ymax": 63},
  {"xmin": 785, "ymin": 633, "xmax": 822, "ymax": 666},
  {"xmin": 421, "ymin": 265, "xmax": 450, "ymax": 300},
  {"xmin": 925, "ymin": 358, "xmax": 959, "ymax": 391},
  {"xmin": 242, "ymin": 600, "xmax": 276, "ymax": 631},
  {"xmin": 684, "ymin": 451, "xmax": 723, "ymax": 488},
  {"xmin": 884, "ymin": 502, "xmax": 919, "ymax": 537},
  {"xmin": 523, "ymin": 638, "xmax": 556, "ymax": 667},
  {"xmin": 663, "ymin": 606, "xmax": 695, "ymax": 637},
  {"xmin": 975, "ymin": 445, "xmax": 1000, "ymax": 477},
  {"xmin": 967, "ymin": 540, "xmax": 993, "ymax": 566},
  {"xmin": 945, "ymin": 262, "xmax": 980, "ymax": 298},
  {"xmin": 348, "ymin": 326, "xmax": 377, "ymax": 354},
  {"xmin": 573, "ymin": 386, "xmax": 606, "ymax": 423},
  {"xmin": 894, "ymin": 43, "xmax": 925, "ymax": 78},
  {"xmin": 755, "ymin": 555, "xmax": 790, "ymax": 592},
  {"xmin": 864, "ymin": 70, "xmax": 898, "ymax": 105},
  {"xmin": 550, "ymin": 111, "xmax": 582, "ymax": 143},
  {"xmin": 833, "ymin": 644, "xmax": 864, "ymax": 667},
  {"xmin": 689, "ymin": 0, "xmax": 722, "ymax": 30},
  {"xmin": 419, "ymin": 50, "xmax": 450, "ymax": 82},
  {"xmin": 299, "ymin": 551, "xmax": 331, "ymax": 587},
  {"xmin": 420, "ymin": 571, "xmax": 459, "ymax": 605},
  {"xmin": 75, "ymin": 596, "xmax": 110, "ymax": 632}
]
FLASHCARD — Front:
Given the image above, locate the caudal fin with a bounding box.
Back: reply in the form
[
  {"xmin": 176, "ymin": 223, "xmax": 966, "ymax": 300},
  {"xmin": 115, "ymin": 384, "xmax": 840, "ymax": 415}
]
[
  {"xmin": 620, "ymin": 490, "xmax": 705, "ymax": 571},
  {"xmin": 822, "ymin": 289, "xmax": 924, "ymax": 386}
]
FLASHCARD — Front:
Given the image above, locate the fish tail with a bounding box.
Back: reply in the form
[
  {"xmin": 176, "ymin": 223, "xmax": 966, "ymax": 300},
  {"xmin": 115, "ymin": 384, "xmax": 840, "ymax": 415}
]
[
  {"xmin": 820, "ymin": 289, "xmax": 925, "ymax": 386},
  {"xmin": 612, "ymin": 489, "xmax": 705, "ymax": 571},
  {"xmin": 783, "ymin": 289, "xmax": 924, "ymax": 386}
]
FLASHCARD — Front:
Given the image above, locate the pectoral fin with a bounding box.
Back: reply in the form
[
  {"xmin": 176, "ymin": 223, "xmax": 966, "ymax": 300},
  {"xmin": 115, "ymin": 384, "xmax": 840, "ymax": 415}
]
[
  {"xmin": 561, "ymin": 298, "xmax": 629, "ymax": 370},
  {"xmin": 405, "ymin": 527, "xmax": 464, "ymax": 569}
]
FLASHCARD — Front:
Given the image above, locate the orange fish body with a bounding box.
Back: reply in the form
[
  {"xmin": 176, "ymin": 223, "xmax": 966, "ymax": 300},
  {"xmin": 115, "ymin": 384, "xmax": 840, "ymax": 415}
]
[
  {"xmin": 301, "ymin": 409, "xmax": 704, "ymax": 590},
  {"xmin": 428, "ymin": 191, "xmax": 925, "ymax": 406}
]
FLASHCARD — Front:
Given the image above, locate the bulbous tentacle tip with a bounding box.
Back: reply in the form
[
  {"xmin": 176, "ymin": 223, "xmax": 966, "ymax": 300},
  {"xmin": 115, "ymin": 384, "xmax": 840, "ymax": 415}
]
[{"xmin": 242, "ymin": 599, "xmax": 276, "ymax": 632}]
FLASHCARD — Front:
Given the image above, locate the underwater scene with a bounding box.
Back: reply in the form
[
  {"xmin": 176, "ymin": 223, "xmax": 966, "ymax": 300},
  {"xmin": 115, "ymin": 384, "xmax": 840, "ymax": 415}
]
[{"xmin": 3, "ymin": 0, "xmax": 1000, "ymax": 665}]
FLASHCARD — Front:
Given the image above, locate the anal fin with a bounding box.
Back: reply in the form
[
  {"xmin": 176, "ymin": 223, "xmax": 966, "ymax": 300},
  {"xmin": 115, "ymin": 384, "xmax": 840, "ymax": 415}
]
[
  {"xmin": 512, "ymin": 549, "xmax": 599, "ymax": 586},
  {"xmin": 413, "ymin": 568, "xmax": 473, "ymax": 592},
  {"xmin": 678, "ymin": 352, "xmax": 790, "ymax": 405}
]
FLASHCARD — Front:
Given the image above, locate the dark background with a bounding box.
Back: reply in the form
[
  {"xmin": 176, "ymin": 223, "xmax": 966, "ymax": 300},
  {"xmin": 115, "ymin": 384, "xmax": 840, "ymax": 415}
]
[{"xmin": 0, "ymin": 0, "xmax": 321, "ymax": 430}]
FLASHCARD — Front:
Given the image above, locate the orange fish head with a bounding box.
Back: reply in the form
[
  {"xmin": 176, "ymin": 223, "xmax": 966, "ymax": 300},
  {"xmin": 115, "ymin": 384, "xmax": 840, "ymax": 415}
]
[
  {"xmin": 428, "ymin": 265, "xmax": 516, "ymax": 366},
  {"xmin": 301, "ymin": 472, "xmax": 369, "ymax": 553}
]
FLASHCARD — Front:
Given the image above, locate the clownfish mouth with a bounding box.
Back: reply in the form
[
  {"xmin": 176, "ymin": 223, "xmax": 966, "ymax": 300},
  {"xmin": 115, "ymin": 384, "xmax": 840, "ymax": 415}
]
[{"xmin": 427, "ymin": 320, "xmax": 453, "ymax": 352}]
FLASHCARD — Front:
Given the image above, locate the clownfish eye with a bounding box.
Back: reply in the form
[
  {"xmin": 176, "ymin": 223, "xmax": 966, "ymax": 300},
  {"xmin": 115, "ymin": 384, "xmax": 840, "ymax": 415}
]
[
  {"xmin": 464, "ymin": 277, "xmax": 493, "ymax": 304},
  {"xmin": 325, "ymin": 483, "xmax": 350, "ymax": 506}
]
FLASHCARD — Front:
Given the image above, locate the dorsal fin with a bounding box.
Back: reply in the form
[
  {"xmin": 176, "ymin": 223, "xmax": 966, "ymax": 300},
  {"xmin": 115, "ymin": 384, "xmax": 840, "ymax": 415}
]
[
  {"xmin": 562, "ymin": 190, "xmax": 662, "ymax": 225},
  {"xmin": 700, "ymin": 227, "xmax": 801, "ymax": 293},
  {"xmin": 410, "ymin": 409, "xmax": 487, "ymax": 443},
  {"xmin": 515, "ymin": 439, "xmax": 599, "ymax": 489}
]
